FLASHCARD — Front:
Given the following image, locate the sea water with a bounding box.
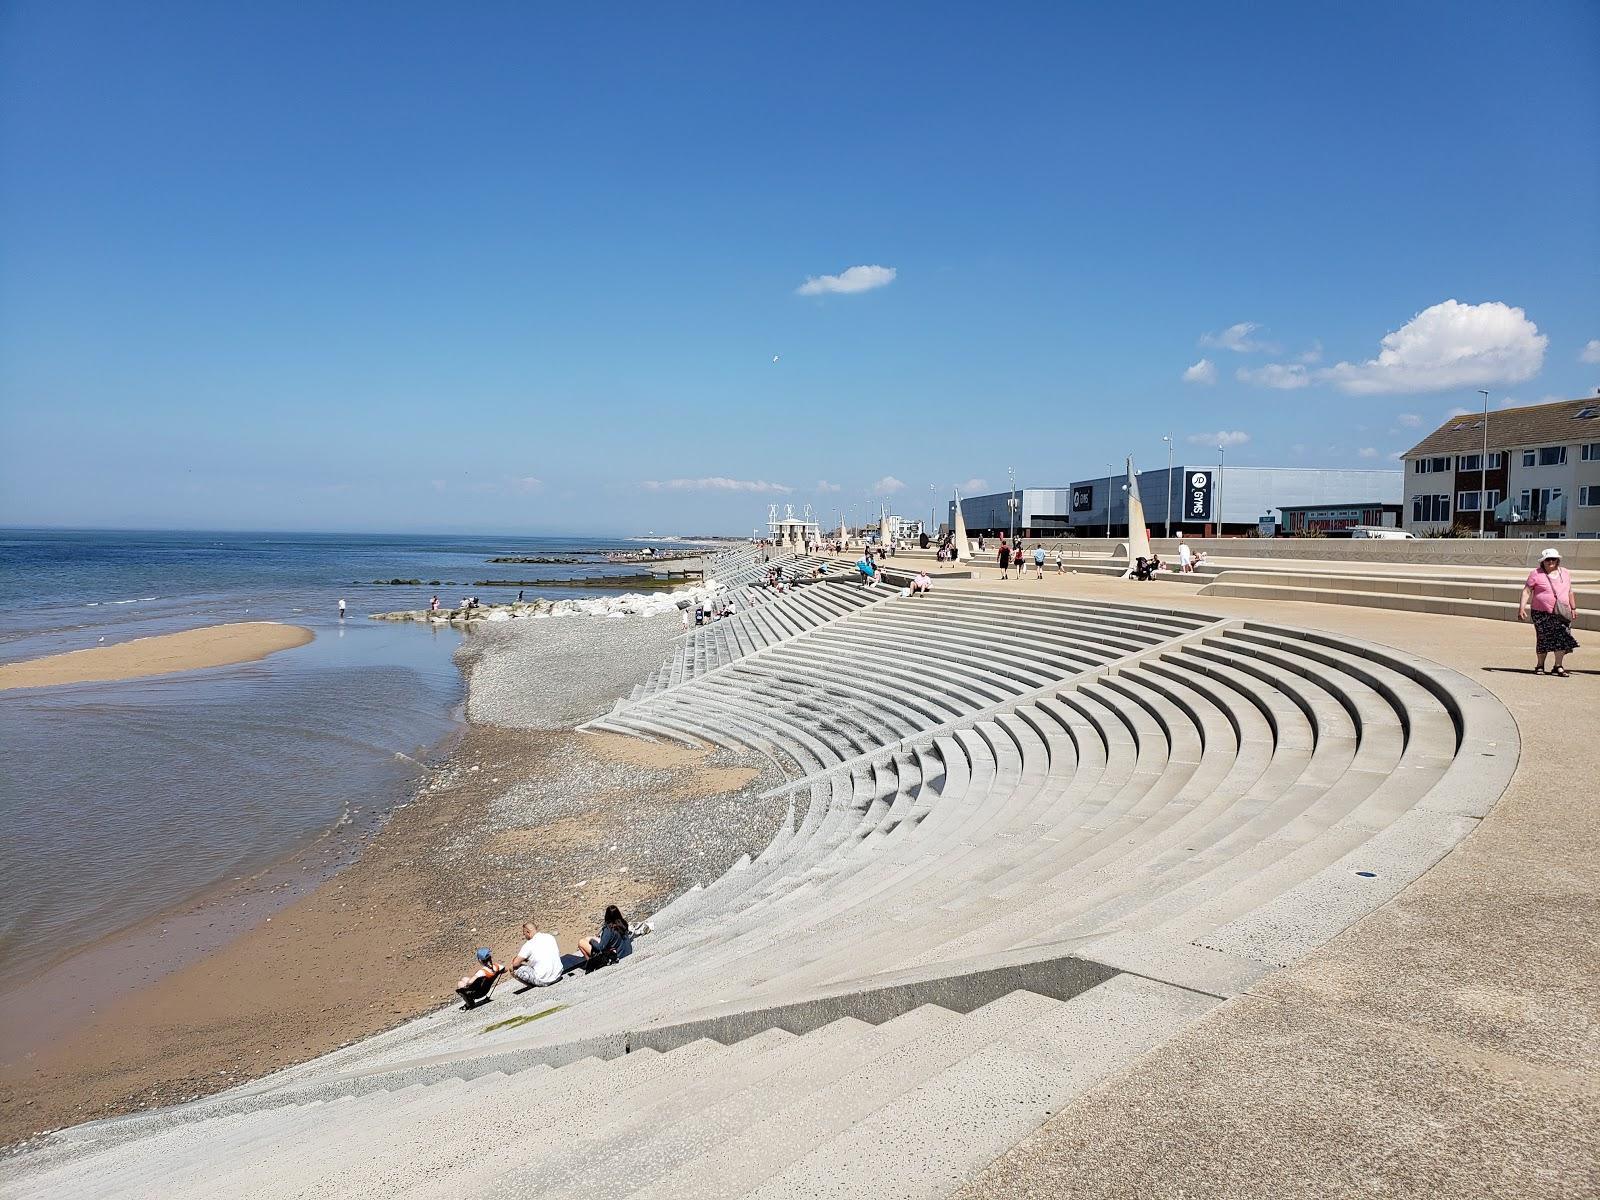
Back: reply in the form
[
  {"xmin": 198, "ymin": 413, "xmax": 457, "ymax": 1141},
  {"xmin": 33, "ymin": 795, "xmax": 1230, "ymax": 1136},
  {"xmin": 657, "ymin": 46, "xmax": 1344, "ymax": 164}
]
[{"xmin": 0, "ymin": 529, "xmax": 675, "ymax": 994}]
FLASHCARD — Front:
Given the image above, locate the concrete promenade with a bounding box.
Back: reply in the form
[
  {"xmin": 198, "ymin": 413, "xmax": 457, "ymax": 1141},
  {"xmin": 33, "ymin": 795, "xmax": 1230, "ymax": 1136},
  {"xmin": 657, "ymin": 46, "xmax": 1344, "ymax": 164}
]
[{"xmin": 913, "ymin": 562, "xmax": 1599, "ymax": 1198}]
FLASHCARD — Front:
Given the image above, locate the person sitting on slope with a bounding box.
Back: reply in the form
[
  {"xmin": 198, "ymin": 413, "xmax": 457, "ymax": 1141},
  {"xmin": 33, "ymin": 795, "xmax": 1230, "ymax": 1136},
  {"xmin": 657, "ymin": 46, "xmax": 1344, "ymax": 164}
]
[{"xmin": 455, "ymin": 947, "xmax": 504, "ymax": 1009}]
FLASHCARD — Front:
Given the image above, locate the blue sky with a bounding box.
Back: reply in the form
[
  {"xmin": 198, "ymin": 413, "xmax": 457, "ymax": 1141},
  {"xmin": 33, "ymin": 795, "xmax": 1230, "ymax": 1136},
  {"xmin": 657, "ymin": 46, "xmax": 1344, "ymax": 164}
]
[{"xmin": 2, "ymin": 1, "xmax": 1597, "ymax": 535}]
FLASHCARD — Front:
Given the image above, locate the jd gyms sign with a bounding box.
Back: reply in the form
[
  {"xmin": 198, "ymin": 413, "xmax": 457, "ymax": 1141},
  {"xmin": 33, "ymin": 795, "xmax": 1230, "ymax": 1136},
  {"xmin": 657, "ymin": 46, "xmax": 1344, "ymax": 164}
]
[{"xmin": 1185, "ymin": 471, "xmax": 1213, "ymax": 522}]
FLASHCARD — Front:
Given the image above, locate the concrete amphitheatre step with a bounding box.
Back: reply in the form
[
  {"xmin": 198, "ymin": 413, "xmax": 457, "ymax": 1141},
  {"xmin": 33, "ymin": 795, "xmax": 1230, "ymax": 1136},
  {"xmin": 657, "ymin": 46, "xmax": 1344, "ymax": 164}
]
[
  {"xmin": 1198, "ymin": 565, "xmax": 1600, "ymax": 630},
  {"xmin": 0, "ymin": 593, "xmax": 1519, "ymax": 1200}
]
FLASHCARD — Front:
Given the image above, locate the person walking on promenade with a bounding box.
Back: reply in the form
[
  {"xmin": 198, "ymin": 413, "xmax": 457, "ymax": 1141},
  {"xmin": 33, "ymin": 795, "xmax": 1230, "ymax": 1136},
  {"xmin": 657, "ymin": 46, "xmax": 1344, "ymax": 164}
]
[
  {"xmin": 338, "ymin": 597, "xmax": 346, "ymax": 620},
  {"xmin": 1518, "ymin": 548, "xmax": 1579, "ymax": 676},
  {"xmin": 998, "ymin": 540, "xmax": 1010, "ymax": 580},
  {"xmin": 1054, "ymin": 548, "xmax": 1065, "ymax": 574},
  {"xmin": 1033, "ymin": 543, "xmax": 1046, "ymax": 579}
]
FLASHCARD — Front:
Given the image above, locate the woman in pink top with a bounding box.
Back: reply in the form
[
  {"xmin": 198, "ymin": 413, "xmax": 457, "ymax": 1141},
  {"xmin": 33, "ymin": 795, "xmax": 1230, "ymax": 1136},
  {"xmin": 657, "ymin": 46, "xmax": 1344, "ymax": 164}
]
[{"xmin": 1517, "ymin": 547, "xmax": 1579, "ymax": 676}]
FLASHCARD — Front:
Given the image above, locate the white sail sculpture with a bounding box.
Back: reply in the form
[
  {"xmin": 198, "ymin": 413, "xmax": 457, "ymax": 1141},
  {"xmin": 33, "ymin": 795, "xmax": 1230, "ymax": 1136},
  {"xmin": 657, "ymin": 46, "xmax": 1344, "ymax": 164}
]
[
  {"xmin": 951, "ymin": 489, "xmax": 968, "ymax": 561},
  {"xmin": 1125, "ymin": 455, "xmax": 1152, "ymax": 562},
  {"xmin": 879, "ymin": 508, "xmax": 891, "ymax": 549}
]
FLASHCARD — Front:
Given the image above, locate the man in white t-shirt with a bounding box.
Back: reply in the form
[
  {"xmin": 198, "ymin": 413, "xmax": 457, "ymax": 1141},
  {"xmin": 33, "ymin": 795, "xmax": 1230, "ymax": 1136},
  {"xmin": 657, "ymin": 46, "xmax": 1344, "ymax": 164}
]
[
  {"xmin": 1178, "ymin": 543, "xmax": 1193, "ymax": 572},
  {"xmin": 510, "ymin": 921, "xmax": 565, "ymax": 987}
]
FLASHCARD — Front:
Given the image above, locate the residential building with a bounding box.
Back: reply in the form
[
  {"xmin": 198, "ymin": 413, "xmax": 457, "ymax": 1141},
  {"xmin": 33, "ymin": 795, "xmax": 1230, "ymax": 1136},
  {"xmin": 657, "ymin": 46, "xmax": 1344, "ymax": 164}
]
[{"xmin": 1400, "ymin": 395, "xmax": 1600, "ymax": 538}]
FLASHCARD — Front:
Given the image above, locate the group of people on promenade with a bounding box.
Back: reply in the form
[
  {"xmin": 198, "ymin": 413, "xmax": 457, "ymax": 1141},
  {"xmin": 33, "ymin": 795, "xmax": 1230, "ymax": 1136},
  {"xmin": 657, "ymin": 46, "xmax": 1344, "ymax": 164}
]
[{"xmin": 456, "ymin": 904, "xmax": 644, "ymax": 1009}]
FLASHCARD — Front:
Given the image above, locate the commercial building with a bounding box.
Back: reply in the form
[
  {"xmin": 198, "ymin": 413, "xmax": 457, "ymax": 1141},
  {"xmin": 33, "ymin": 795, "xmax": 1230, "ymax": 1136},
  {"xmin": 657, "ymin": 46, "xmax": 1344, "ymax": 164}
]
[
  {"xmin": 1400, "ymin": 395, "xmax": 1600, "ymax": 538},
  {"xmin": 1277, "ymin": 501, "xmax": 1404, "ymax": 535},
  {"xmin": 953, "ymin": 467, "xmax": 1402, "ymax": 539}
]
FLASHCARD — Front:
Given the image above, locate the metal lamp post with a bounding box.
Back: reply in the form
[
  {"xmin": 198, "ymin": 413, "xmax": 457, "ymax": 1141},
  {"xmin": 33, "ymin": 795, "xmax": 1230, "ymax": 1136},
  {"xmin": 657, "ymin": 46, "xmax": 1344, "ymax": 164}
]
[
  {"xmin": 1477, "ymin": 389, "xmax": 1490, "ymax": 538},
  {"xmin": 1216, "ymin": 444, "xmax": 1226, "ymax": 537},
  {"xmin": 1105, "ymin": 462, "xmax": 1113, "ymax": 538},
  {"xmin": 1161, "ymin": 434, "xmax": 1173, "ymax": 539},
  {"xmin": 1008, "ymin": 467, "xmax": 1016, "ymax": 543}
]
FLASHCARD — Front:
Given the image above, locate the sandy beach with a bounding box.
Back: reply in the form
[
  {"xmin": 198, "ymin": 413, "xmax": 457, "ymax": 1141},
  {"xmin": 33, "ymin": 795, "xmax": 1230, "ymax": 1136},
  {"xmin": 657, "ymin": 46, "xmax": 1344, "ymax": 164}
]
[
  {"xmin": 0, "ymin": 614, "xmax": 780, "ymax": 1146},
  {"xmin": 0, "ymin": 622, "xmax": 314, "ymax": 691}
]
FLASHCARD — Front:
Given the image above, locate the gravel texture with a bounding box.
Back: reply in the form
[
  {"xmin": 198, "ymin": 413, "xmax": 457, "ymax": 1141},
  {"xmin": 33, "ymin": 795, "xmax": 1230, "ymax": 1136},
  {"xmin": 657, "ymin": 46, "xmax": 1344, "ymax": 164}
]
[{"xmin": 463, "ymin": 612, "xmax": 681, "ymax": 729}]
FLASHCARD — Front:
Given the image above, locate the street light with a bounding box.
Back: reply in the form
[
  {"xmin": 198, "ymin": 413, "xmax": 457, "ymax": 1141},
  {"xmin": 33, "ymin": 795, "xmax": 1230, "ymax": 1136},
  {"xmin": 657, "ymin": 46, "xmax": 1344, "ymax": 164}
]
[
  {"xmin": 929, "ymin": 482, "xmax": 936, "ymax": 539},
  {"xmin": 1161, "ymin": 434, "xmax": 1173, "ymax": 539},
  {"xmin": 1008, "ymin": 466, "xmax": 1016, "ymax": 543},
  {"xmin": 1217, "ymin": 444, "xmax": 1226, "ymax": 537},
  {"xmin": 1105, "ymin": 462, "xmax": 1113, "ymax": 538},
  {"xmin": 1477, "ymin": 389, "xmax": 1490, "ymax": 538}
]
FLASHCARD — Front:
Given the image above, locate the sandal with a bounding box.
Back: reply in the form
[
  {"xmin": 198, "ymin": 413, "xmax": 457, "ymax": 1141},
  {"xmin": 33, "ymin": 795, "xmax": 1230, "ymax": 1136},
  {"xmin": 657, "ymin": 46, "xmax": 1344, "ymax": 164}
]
[
  {"xmin": 1552, "ymin": 667, "xmax": 1570, "ymax": 678},
  {"xmin": 1532, "ymin": 666, "xmax": 1545, "ymax": 675}
]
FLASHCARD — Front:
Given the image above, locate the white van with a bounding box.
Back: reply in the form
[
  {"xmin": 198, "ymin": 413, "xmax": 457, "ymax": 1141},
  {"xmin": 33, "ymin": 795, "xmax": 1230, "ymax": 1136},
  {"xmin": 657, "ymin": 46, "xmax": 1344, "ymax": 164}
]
[{"xmin": 1350, "ymin": 526, "xmax": 1415, "ymax": 539}]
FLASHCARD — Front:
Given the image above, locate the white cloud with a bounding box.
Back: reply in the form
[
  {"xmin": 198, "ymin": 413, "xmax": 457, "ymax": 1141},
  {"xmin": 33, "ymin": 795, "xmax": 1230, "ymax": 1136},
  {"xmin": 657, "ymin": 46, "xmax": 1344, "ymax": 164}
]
[
  {"xmin": 508, "ymin": 476, "xmax": 542, "ymax": 494},
  {"xmin": 796, "ymin": 264, "xmax": 897, "ymax": 296},
  {"xmin": 641, "ymin": 477, "xmax": 793, "ymax": 494},
  {"xmin": 1296, "ymin": 340, "xmax": 1324, "ymax": 364},
  {"xmin": 960, "ymin": 478, "xmax": 987, "ymax": 493},
  {"xmin": 1199, "ymin": 321, "xmax": 1278, "ymax": 354},
  {"xmin": 1187, "ymin": 430, "xmax": 1251, "ymax": 448},
  {"xmin": 815, "ymin": 479, "xmax": 842, "ymax": 493},
  {"xmin": 871, "ymin": 475, "xmax": 906, "ymax": 495},
  {"xmin": 1397, "ymin": 413, "xmax": 1422, "ymax": 427},
  {"xmin": 429, "ymin": 479, "xmax": 447, "ymax": 493},
  {"xmin": 1236, "ymin": 363, "xmax": 1310, "ymax": 389},
  {"xmin": 1182, "ymin": 358, "xmax": 1217, "ymax": 385},
  {"xmin": 1357, "ymin": 447, "xmax": 1379, "ymax": 459},
  {"xmin": 1319, "ymin": 299, "xmax": 1547, "ymax": 395},
  {"xmin": 1444, "ymin": 406, "xmax": 1474, "ymax": 419},
  {"xmin": 1581, "ymin": 339, "xmax": 1600, "ymax": 364}
]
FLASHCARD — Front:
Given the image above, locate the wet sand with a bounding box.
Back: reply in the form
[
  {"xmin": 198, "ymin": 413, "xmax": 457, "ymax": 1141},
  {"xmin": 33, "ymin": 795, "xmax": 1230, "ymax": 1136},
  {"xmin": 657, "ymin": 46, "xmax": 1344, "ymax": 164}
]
[
  {"xmin": 0, "ymin": 622, "xmax": 314, "ymax": 691},
  {"xmin": 0, "ymin": 724, "xmax": 766, "ymax": 1146}
]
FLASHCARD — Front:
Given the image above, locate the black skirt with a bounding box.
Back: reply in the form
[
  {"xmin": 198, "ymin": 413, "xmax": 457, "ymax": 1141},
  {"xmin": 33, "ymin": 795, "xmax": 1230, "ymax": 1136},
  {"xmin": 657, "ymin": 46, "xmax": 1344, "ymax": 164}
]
[{"xmin": 1531, "ymin": 609, "xmax": 1579, "ymax": 654}]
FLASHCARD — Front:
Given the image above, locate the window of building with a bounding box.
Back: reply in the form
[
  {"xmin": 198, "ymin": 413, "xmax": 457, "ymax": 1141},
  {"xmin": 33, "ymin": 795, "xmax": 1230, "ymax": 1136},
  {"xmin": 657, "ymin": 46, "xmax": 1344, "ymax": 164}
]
[
  {"xmin": 1539, "ymin": 446, "xmax": 1567, "ymax": 466},
  {"xmin": 1485, "ymin": 489, "xmax": 1502, "ymax": 510},
  {"xmin": 1457, "ymin": 452, "xmax": 1504, "ymax": 472},
  {"xmin": 1581, "ymin": 486, "xmax": 1600, "ymax": 508},
  {"xmin": 1456, "ymin": 491, "xmax": 1480, "ymax": 512},
  {"xmin": 1519, "ymin": 488, "xmax": 1563, "ymax": 519},
  {"xmin": 1413, "ymin": 456, "xmax": 1452, "ymax": 474},
  {"xmin": 1522, "ymin": 450, "xmax": 1536, "ymax": 467},
  {"xmin": 1575, "ymin": 405, "xmax": 1600, "ymax": 420},
  {"xmin": 1582, "ymin": 442, "xmax": 1600, "ymax": 462},
  {"xmin": 1412, "ymin": 494, "xmax": 1450, "ymax": 523}
]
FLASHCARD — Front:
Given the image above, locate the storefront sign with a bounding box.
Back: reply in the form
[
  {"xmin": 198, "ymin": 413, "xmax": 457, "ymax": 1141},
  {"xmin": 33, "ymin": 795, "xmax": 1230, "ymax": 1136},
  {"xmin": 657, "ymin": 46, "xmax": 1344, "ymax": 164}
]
[
  {"xmin": 1071, "ymin": 486, "xmax": 1095, "ymax": 513},
  {"xmin": 1186, "ymin": 471, "xmax": 1213, "ymax": 521}
]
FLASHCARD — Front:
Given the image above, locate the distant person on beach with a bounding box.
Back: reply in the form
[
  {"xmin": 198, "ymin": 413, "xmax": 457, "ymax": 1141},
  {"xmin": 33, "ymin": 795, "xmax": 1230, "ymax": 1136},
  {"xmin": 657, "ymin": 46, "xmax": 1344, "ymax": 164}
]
[
  {"xmin": 518, "ymin": 589, "xmax": 524, "ymax": 602},
  {"xmin": 430, "ymin": 595, "xmax": 440, "ymax": 613},
  {"xmin": 338, "ymin": 598, "xmax": 346, "ymax": 620},
  {"xmin": 510, "ymin": 921, "xmax": 566, "ymax": 987},
  {"xmin": 575, "ymin": 904, "xmax": 631, "ymax": 969},
  {"xmin": 1519, "ymin": 548, "xmax": 1579, "ymax": 676}
]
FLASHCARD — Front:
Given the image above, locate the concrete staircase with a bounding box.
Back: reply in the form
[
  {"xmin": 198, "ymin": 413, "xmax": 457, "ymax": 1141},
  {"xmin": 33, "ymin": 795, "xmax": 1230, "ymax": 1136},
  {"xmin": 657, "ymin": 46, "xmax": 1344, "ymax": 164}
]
[
  {"xmin": 0, "ymin": 591, "xmax": 1518, "ymax": 1199},
  {"xmin": 1198, "ymin": 564, "xmax": 1600, "ymax": 630}
]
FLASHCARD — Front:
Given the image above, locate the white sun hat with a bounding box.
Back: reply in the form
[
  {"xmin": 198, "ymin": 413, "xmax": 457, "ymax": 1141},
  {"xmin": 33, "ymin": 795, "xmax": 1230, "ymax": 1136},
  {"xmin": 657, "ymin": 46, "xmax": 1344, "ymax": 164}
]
[{"xmin": 1540, "ymin": 547, "xmax": 1561, "ymax": 560}]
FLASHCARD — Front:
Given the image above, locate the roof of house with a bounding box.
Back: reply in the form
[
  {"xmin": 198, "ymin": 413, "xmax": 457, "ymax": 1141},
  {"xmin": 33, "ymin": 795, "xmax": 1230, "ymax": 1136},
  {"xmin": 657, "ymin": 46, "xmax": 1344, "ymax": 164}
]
[{"xmin": 1403, "ymin": 395, "xmax": 1600, "ymax": 458}]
